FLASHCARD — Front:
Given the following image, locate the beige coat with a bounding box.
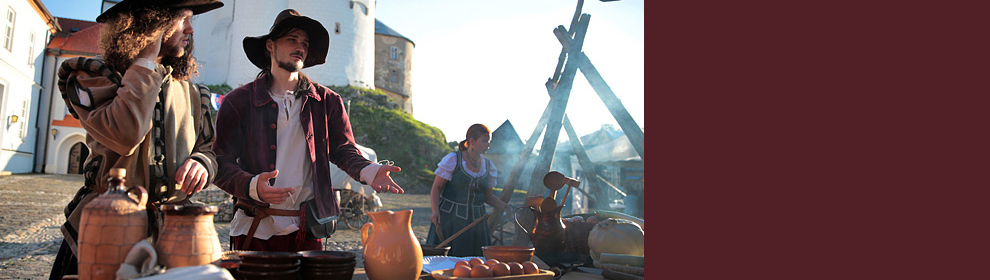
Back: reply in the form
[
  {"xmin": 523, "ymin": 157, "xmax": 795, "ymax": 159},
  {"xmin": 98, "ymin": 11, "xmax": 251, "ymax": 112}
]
[{"xmin": 56, "ymin": 56, "xmax": 217, "ymax": 254}]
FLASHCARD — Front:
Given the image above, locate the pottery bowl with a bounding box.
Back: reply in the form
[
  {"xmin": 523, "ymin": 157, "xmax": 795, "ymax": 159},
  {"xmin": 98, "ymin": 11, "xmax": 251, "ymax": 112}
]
[
  {"xmin": 482, "ymin": 245, "xmax": 535, "ymax": 263},
  {"xmin": 301, "ymin": 260, "xmax": 356, "ymax": 269},
  {"xmin": 238, "ymin": 251, "xmax": 301, "ymax": 264},
  {"xmin": 298, "ymin": 250, "xmax": 356, "ymax": 264},
  {"xmin": 302, "ymin": 268, "xmax": 355, "ymax": 280},
  {"xmin": 236, "ymin": 267, "xmax": 299, "ymax": 280},
  {"xmin": 238, "ymin": 259, "xmax": 300, "ymax": 272},
  {"xmin": 421, "ymin": 244, "xmax": 451, "ymax": 256}
]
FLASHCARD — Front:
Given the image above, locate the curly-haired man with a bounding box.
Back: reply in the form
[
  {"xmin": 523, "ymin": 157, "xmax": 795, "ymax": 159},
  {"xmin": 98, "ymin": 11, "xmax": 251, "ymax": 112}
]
[{"xmin": 49, "ymin": 1, "xmax": 223, "ymax": 279}]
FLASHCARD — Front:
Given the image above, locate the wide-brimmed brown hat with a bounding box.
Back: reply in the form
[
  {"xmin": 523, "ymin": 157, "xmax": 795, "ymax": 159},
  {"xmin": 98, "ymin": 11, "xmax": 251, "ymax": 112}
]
[
  {"xmin": 243, "ymin": 9, "xmax": 329, "ymax": 70},
  {"xmin": 96, "ymin": 0, "xmax": 224, "ymax": 23}
]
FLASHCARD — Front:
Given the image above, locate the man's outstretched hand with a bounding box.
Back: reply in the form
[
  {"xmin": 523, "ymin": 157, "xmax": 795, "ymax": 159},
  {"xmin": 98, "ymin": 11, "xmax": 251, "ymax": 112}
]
[{"xmin": 371, "ymin": 165, "xmax": 403, "ymax": 193}]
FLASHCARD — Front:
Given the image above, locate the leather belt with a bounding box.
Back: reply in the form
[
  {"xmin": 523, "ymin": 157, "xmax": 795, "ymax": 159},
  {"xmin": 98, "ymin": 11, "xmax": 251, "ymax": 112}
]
[{"xmin": 235, "ymin": 199, "xmax": 300, "ymax": 250}]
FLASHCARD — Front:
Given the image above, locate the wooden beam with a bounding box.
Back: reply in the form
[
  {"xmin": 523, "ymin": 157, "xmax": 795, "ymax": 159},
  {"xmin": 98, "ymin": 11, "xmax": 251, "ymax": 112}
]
[
  {"xmin": 526, "ymin": 13, "xmax": 591, "ymax": 204},
  {"xmin": 562, "ymin": 115, "xmax": 607, "ymax": 209},
  {"xmin": 573, "ymin": 52, "xmax": 645, "ymax": 160}
]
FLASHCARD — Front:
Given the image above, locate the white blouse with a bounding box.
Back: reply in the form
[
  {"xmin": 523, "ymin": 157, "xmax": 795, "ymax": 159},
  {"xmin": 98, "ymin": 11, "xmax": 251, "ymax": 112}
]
[{"xmin": 434, "ymin": 152, "xmax": 498, "ymax": 187}]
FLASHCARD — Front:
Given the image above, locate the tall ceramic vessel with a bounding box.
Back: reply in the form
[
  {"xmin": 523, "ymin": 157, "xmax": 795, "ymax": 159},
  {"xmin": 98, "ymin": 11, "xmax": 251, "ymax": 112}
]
[
  {"xmin": 361, "ymin": 210, "xmax": 423, "ymax": 280},
  {"xmin": 78, "ymin": 168, "xmax": 148, "ymax": 280},
  {"xmin": 155, "ymin": 204, "xmax": 224, "ymax": 268}
]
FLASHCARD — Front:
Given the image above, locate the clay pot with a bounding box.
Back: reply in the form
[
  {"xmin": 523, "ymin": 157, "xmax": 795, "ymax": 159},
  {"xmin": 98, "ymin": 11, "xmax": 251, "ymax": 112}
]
[
  {"xmin": 155, "ymin": 204, "xmax": 223, "ymax": 268},
  {"xmin": 361, "ymin": 210, "xmax": 423, "ymax": 280},
  {"xmin": 78, "ymin": 168, "xmax": 148, "ymax": 280}
]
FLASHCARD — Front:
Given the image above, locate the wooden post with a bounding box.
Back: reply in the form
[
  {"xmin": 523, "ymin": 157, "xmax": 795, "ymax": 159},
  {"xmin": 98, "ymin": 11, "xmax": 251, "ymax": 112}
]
[{"xmin": 525, "ymin": 14, "xmax": 591, "ymax": 204}]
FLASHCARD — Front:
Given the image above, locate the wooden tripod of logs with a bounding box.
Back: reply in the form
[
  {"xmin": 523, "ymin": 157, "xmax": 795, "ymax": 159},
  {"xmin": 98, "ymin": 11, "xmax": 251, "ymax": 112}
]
[{"xmin": 487, "ymin": 0, "xmax": 646, "ymax": 246}]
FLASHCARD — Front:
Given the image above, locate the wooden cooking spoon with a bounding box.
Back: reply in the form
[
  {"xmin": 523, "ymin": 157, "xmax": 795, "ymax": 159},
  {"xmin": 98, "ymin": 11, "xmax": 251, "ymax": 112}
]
[
  {"xmin": 543, "ymin": 171, "xmax": 580, "ymax": 207},
  {"xmin": 543, "ymin": 172, "xmax": 566, "ymax": 201}
]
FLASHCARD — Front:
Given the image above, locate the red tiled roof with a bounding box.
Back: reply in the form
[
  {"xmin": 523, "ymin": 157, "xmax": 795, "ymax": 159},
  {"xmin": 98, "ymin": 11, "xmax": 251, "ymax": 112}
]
[
  {"xmin": 48, "ymin": 23, "xmax": 102, "ymax": 55},
  {"xmin": 51, "ymin": 114, "xmax": 81, "ymax": 128},
  {"xmin": 54, "ymin": 17, "xmax": 99, "ymax": 35}
]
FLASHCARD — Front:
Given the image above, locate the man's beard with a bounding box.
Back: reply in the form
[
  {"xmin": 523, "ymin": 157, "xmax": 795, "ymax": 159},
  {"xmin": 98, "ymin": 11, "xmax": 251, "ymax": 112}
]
[
  {"xmin": 276, "ymin": 59, "xmax": 302, "ymax": 72},
  {"xmin": 160, "ymin": 33, "xmax": 186, "ymax": 58}
]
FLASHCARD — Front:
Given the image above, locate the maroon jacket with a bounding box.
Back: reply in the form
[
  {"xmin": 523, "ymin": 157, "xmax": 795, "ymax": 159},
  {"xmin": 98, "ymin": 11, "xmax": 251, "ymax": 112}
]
[{"xmin": 213, "ymin": 74, "xmax": 370, "ymax": 219}]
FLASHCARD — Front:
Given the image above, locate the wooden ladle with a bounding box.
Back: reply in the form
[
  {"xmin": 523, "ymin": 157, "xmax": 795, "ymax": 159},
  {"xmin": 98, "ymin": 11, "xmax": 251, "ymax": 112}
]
[{"xmin": 543, "ymin": 171, "xmax": 580, "ymax": 206}]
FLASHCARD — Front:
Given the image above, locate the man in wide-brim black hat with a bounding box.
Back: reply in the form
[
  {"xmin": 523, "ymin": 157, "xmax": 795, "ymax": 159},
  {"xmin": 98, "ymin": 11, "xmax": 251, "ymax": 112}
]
[
  {"xmin": 50, "ymin": 0, "xmax": 224, "ymax": 279},
  {"xmin": 212, "ymin": 9, "xmax": 405, "ymax": 252}
]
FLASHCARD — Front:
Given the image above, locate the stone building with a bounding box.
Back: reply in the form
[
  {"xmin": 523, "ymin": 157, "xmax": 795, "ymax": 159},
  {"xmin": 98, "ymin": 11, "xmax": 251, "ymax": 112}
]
[
  {"xmin": 182, "ymin": 0, "xmax": 378, "ymax": 90},
  {"xmin": 373, "ymin": 19, "xmax": 413, "ymax": 114}
]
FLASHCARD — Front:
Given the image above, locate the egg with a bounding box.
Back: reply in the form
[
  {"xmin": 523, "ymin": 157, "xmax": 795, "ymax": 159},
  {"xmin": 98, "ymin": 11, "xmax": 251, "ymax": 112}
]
[
  {"xmin": 522, "ymin": 261, "xmax": 539, "ymax": 274},
  {"xmin": 452, "ymin": 265, "xmax": 472, "ymax": 278},
  {"xmin": 470, "ymin": 264, "xmax": 493, "ymax": 278},
  {"xmin": 491, "ymin": 263, "xmax": 511, "ymax": 277},
  {"xmin": 507, "ymin": 262, "xmax": 524, "ymax": 275},
  {"xmin": 455, "ymin": 260, "xmax": 471, "ymax": 268},
  {"xmin": 586, "ymin": 216, "xmax": 600, "ymax": 224},
  {"xmin": 484, "ymin": 259, "xmax": 500, "ymax": 266},
  {"xmin": 468, "ymin": 257, "xmax": 485, "ymax": 267}
]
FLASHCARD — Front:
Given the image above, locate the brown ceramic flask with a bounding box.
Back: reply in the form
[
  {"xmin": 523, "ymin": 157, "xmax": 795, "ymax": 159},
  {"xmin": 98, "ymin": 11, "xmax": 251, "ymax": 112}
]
[{"xmin": 77, "ymin": 168, "xmax": 148, "ymax": 280}]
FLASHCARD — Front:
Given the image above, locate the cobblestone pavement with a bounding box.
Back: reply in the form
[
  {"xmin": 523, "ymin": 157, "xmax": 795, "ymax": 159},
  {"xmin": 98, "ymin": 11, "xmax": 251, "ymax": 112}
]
[
  {"xmin": 0, "ymin": 174, "xmax": 84, "ymax": 279},
  {"xmin": 0, "ymin": 174, "xmax": 450, "ymax": 279}
]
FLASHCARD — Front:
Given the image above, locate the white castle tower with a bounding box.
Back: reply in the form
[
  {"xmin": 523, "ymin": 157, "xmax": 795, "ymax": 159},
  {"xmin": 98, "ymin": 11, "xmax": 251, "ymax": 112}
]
[{"xmin": 190, "ymin": 0, "xmax": 376, "ymax": 88}]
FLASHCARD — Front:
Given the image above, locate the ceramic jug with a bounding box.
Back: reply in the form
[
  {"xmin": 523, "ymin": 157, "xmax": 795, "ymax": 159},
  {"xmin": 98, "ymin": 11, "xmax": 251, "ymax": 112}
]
[
  {"xmin": 155, "ymin": 204, "xmax": 223, "ymax": 268},
  {"xmin": 78, "ymin": 168, "xmax": 148, "ymax": 280},
  {"xmin": 361, "ymin": 210, "xmax": 423, "ymax": 280},
  {"xmin": 513, "ymin": 205, "xmax": 566, "ymax": 254}
]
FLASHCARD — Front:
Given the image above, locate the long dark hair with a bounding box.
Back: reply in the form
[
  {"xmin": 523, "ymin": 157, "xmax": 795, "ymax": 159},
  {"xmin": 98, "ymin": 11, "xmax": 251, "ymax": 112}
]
[
  {"xmin": 99, "ymin": 7, "xmax": 196, "ymax": 80},
  {"xmin": 458, "ymin": 124, "xmax": 490, "ymax": 151}
]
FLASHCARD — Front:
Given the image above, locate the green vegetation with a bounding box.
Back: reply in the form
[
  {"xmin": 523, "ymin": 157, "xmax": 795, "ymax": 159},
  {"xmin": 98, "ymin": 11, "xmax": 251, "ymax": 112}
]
[
  {"xmin": 204, "ymin": 84, "xmax": 233, "ymax": 95},
  {"xmin": 327, "ymin": 85, "xmax": 453, "ymax": 194}
]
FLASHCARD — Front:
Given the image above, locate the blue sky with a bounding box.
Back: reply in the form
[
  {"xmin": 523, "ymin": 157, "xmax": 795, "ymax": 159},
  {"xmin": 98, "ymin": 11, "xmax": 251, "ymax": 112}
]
[{"xmin": 40, "ymin": 0, "xmax": 644, "ymax": 144}]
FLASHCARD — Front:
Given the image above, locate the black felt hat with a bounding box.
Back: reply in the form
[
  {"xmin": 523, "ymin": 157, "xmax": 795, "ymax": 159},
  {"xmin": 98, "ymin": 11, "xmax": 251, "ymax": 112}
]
[
  {"xmin": 96, "ymin": 0, "xmax": 224, "ymax": 23},
  {"xmin": 242, "ymin": 9, "xmax": 329, "ymax": 70}
]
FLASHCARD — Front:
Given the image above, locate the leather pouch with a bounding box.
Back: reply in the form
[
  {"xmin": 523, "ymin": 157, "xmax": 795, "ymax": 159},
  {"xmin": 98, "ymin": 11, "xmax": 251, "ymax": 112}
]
[{"xmin": 302, "ymin": 198, "xmax": 337, "ymax": 240}]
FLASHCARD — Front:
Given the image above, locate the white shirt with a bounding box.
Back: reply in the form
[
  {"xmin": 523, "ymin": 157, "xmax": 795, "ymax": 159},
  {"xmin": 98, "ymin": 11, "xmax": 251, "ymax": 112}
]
[
  {"xmin": 229, "ymin": 90, "xmax": 381, "ymax": 239},
  {"xmin": 434, "ymin": 152, "xmax": 498, "ymax": 187}
]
